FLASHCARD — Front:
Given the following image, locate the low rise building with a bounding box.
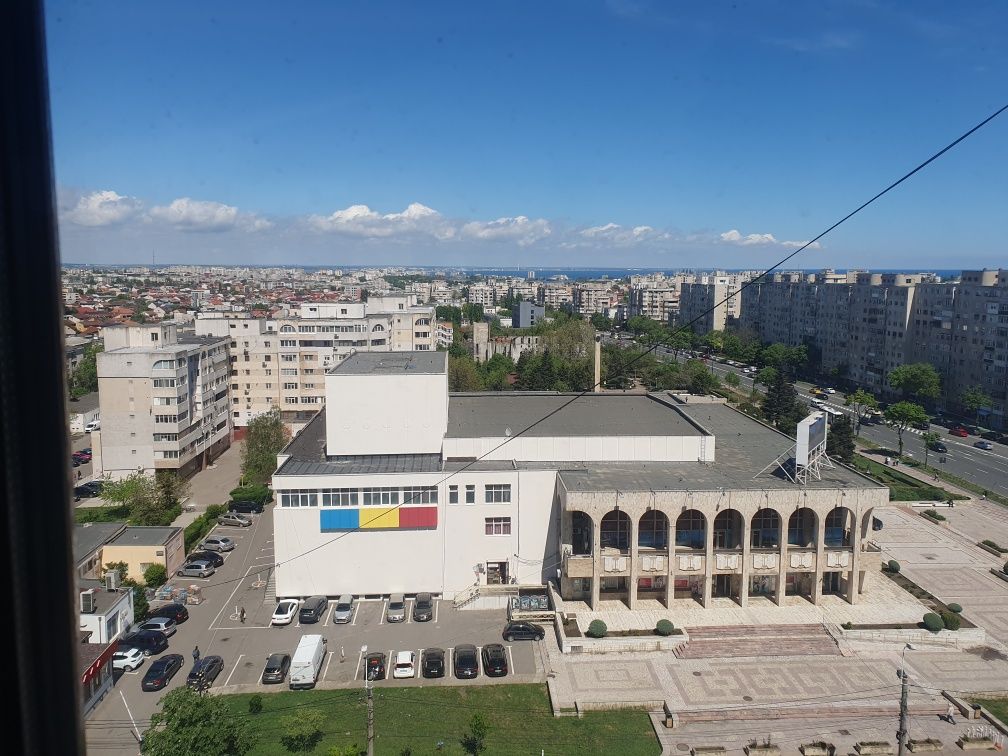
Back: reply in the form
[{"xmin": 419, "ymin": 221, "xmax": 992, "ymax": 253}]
[
  {"xmin": 101, "ymin": 525, "xmax": 186, "ymax": 582},
  {"xmin": 80, "ymin": 636, "xmax": 118, "ymax": 719},
  {"xmin": 512, "ymin": 301, "xmax": 545, "ymax": 329}
]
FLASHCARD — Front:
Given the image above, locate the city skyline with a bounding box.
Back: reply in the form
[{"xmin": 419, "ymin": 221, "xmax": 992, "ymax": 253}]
[{"xmin": 48, "ymin": 1, "xmax": 1007, "ymax": 266}]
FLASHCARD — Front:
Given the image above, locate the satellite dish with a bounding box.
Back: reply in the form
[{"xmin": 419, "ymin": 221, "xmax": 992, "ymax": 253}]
[{"xmin": 505, "ymin": 426, "xmax": 512, "ymax": 437}]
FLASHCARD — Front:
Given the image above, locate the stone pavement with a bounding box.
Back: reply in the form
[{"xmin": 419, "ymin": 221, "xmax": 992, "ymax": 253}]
[{"xmin": 169, "ymin": 441, "xmax": 244, "ymax": 529}]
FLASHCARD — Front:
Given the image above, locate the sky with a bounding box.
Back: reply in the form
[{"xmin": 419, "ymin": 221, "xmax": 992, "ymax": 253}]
[{"xmin": 46, "ymin": 0, "xmax": 1007, "ymax": 269}]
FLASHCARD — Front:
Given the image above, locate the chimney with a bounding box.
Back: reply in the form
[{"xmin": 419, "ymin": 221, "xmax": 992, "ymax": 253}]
[{"xmin": 594, "ymin": 333, "xmax": 602, "ymax": 392}]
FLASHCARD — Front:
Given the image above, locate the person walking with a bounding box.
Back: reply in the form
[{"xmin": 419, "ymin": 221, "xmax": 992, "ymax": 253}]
[
  {"xmin": 946, "ymin": 702, "xmax": 956, "ymax": 724},
  {"xmin": 240, "ymin": 606, "xmax": 246, "ymax": 624},
  {"xmin": 192, "ymin": 645, "xmax": 200, "ymax": 665}
]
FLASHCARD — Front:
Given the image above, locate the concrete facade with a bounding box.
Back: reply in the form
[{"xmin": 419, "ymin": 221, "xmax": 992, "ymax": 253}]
[{"xmin": 101, "ymin": 525, "xmax": 185, "ymax": 581}]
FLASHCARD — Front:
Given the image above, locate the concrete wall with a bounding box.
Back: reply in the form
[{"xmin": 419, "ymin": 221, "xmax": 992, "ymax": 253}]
[
  {"xmin": 79, "ymin": 590, "xmax": 134, "ymax": 643},
  {"xmin": 102, "ymin": 530, "xmax": 184, "ymax": 581}
]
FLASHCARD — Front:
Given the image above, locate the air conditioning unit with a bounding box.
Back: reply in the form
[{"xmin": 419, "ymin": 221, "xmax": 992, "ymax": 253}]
[
  {"xmin": 105, "ymin": 569, "xmax": 121, "ymax": 591},
  {"xmin": 80, "ymin": 589, "xmax": 97, "ymax": 614}
]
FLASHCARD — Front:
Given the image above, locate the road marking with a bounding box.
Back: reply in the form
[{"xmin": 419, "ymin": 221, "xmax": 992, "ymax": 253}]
[
  {"xmin": 350, "ymin": 602, "xmax": 361, "ymax": 626},
  {"xmin": 476, "ymin": 645, "xmax": 482, "ymax": 677},
  {"xmin": 386, "ymin": 650, "xmax": 392, "ymax": 680},
  {"xmin": 506, "ymin": 644, "xmax": 514, "ymax": 675},
  {"xmin": 379, "ymin": 599, "xmax": 387, "ymax": 624},
  {"xmin": 119, "ymin": 690, "xmax": 142, "ymax": 744},
  {"xmin": 354, "ymin": 648, "xmax": 365, "ymax": 681},
  {"xmin": 209, "ymin": 563, "xmax": 257, "ymax": 630},
  {"xmin": 416, "ymin": 649, "xmax": 422, "ymax": 678},
  {"xmin": 224, "ymin": 654, "xmax": 244, "ymax": 686},
  {"xmin": 447, "ymin": 646, "xmax": 453, "ymax": 678},
  {"xmin": 433, "ymin": 599, "xmax": 439, "ymax": 624},
  {"xmin": 324, "ymin": 601, "xmax": 334, "ymax": 627},
  {"xmin": 405, "ymin": 598, "xmax": 412, "ymax": 623},
  {"xmin": 323, "ymin": 650, "xmax": 334, "ymax": 679}
]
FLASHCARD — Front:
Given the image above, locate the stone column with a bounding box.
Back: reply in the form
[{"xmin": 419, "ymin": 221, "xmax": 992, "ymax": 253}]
[
  {"xmin": 590, "ymin": 516, "xmax": 601, "ymax": 610},
  {"xmin": 739, "ymin": 511, "xmax": 751, "ymax": 608},
  {"xmin": 702, "ymin": 511, "xmax": 714, "ymax": 607},
  {"xmin": 776, "ymin": 512, "xmax": 787, "ymax": 606},
  {"xmin": 628, "ymin": 515, "xmax": 639, "ymax": 610},
  {"xmin": 812, "ymin": 507, "xmax": 825, "ymax": 605},
  {"xmin": 847, "ymin": 506, "xmax": 861, "ymax": 605},
  {"xmin": 665, "ymin": 513, "xmax": 675, "ymax": 608}
]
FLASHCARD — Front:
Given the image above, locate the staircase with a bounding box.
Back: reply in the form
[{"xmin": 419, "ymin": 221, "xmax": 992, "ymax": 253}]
[
  {"xmin": 674, "ymin": 624, "xmax": 840, "ymax": 659},
  {"xmin": 453, "ymin": 583, "xmax": 480, "ymax": 609},
  {"xmin": 676, "ymin": 700, "xmax": 948, "ymax": 724}
]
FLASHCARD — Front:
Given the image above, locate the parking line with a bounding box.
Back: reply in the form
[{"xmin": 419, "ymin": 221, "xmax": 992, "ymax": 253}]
[
  {"xmin": 415, "ymin": 649, "xmax": 422, "ymax": 678},
  {"xmin": 324, "ymin": 601, "xmax": 334, "ymax": 627},
  {"xmin": 323, "ymin": 650, "xmax": 334, "ymax": 679},
  {"xmin": 224, "ymin": 654, "xmax": 244, "ymax": 687},
  {"xmin": 405, "ymin": 599, "xmax": 412, "ymax": 623},
  {"xmin": 350, "ymin": 602, "xmax": 361, "ymax": 626},
  {"xmin": 354, "ymin": 649, "xmax": 365, "ymax": 681},
  {"xmin": 476, "ymin": 646, "xmax": 482, "ymax": 677},
  {"xmin": 447, "ymin": 646, "xmax": 453, "ymax": 678},
  {"xmin": 506, "ymin": 645, "xmax": 514, "ymax": 676},
  {"xmin": 379, "ymin": 599, "xmax": 387, "ymax": 625},
  {"xmin": 386, "ymin": 650, "xmax": 392, "ymax": 680},
  {"xmin": 433, "ymin": 600, "xmax": 439, "ymax": 623}
]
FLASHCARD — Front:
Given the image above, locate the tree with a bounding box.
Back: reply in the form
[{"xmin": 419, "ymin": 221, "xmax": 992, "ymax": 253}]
[
  {"xmin": 884, "ymin": 401, "xmax": 929, "ymax": 458},
  {"xmin": 921, "ymin": 431, "xmax": 940, "ymax": 468},
  {"xmin": 130, "ymin": 582, "xmax": 150, "ymax": 621},
  {"xmin": 688, "ymin": 369, "xmax": 720, "ymax": 395},
  {"xmin": 589, "ymin": 312, "xmax": 613, "ymax": 331},
  {"xmin": 754, "ymin": 366, "xmax": 778, "ymax": 388},
  {"xmin": 69, "ymin": 342, "xmax": 103, "ymax": 398},
  {"xmin": 825, "ymin": 416, "xmax": 855, "ymax": 463},
  {"xmin": 762, "ymin": 370, "xmax": 801, "ymax": 431},
  {"xmin": 724, "ymin": 371, "xmax": 740, "ymax": 388},
  {"xmin": 241, "ymin": 407, "xmax": 290, "ymax": 485},
  {"xmin": 143, "ymin": 563, "xmax": 168, "ymax": 588},
  {"xmin": 449, "ymin": 356, "xmax": 484, "ymax": 392},
  {"xmin": 155, "ymin": 470, "xmax": 190, "ymax": 509},
  {"xmin": 102, "ymin": 472, "xmax": 176, "ymax": 526},
  {"xmin": 281, "ymin": 709, "xmax": 325, "ymax": 752},
  {"xmin": 142, "ymin": 687, "xmax": 252, "ymax": 756},
  {"xmin": 460, "ymin": 713, "xmax": 489, "ymax": 756},
  {"xmin": 961, "ymin": 385, "xmax": 992, "ymax": 424},
  {"xmin": 888, "ymin": 363, "xmax": 941, "ymax": 402},
  {"xmin": 845, "ymin": 388, "xmax": 879, "ymax": 436},
  {"xmin": 435, "ymin": 305, "xmax": 462, "ymax": 328},
  {"xmin": 461, "ymin": 303, "xmax": 484, "ymax": 325}
]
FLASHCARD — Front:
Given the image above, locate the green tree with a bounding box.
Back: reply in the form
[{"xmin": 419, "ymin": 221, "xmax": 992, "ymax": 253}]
[
  {"xmin": 69, "ymin": 342, "xmax": 103, "ymax": 398},
  {"xmin": 754, "ymin": 366, "xmax": 778, "ymax": 388},
  {"xmin": 241, "ymin": 407, "xmax": 290, "ymax": 485},
  {"xmin": 461, "ymin": 303, "xmax": 484, "ymax": 324},
  {"xmin": 435, "ymin": 305, "xmax": 462, "ymax": 328},
  {"xmin": 960, "ymin": 385, "xmax": 992, "ymax": 424},
  {"xmin": 844, "ymin": 388, "xmax": 879, "ymax": 436},
  {"xmin": 143, "ymin": 563, "xmax": 168, "ymax": 588},
  {"xmin": 589, "ymin": 312, "xmax": 613, "ymax": 331},
  {"xmin": 724, "ymin": 371, "xmax": 740, "ymax": 388},
  {"xmin": 884, "ymin": 401, "xmax": 929, "ymax": 457},
  {"xmin": 102, "ymin": 473, "xmax": 175, "ymax": 526},
  {"xmin": 762, "ymin": 370, "xmax": 800, "ymax": 430},
  {"xmin": 155, "ymin": 470, "xmax": 190, "ymax": 509},
  {"xmin": 460, "ymin": 713, "xmax": 490, "ymax": 756},
  {"xmin": 825, "ymin": 416, "xmax": 855, "ymax": 463},
  {"xmin": 667, "ymin": 329, "xmax": 693, "ymax": 357},
  {"xmin": 921, "ymin": 431, "xmax": 940, "ymax": 468},
  {"xmin": 449, "ymin": 356, "xmax": 484, "ymax": 391},
  {"xmin": 130, "ymin": 582, "xmax": 149, "ymax": 621},
  {"xmin": 104, "ymin": 561, "xmax": 129, "ymax": 580},
  {"xmin": 142, "ymin": 687, "xmax": 252, "ymax": 756},
  {"xmin": 702, "ymin": 329, "xmax": 724, "ymax": 353},
  {"xmin": 888, "ymin": 363, "xmax": 941, "ymax": 402},
  {"xmin": 280, "ymin": 709, "xmax": 325, "ymax": 753}
]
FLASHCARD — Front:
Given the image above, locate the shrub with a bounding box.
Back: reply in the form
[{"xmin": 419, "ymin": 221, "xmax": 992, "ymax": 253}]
[
  {"xmin": 923, "ymin": 509, "xmax": 946, "ymax": 521},
  {"xmin": 143, "ymin": 563, "xmax": 168, "ymax": 589},
  {"xmin": 981, "ymin": 539, "xmax": 1005, "ymax": 552},
  {"xmin": 922, "ymin": 612, "xmax": 944, "ymax": 632},
  {"xmin": 248, "ymin": 694, "xmax": 263, "ymax": 714},
  {"xmin": 887, "ymin": 560, "xmax": 901, "ymax": 574},
  {"xmin": 841, "ymin": 621, "xmax": 853, "ymax": 630},
  {"xmin": 947, "ymin": 603, "xmax": 962, "ymax": 614},
  {"xmin": 586, "ymin": 619, "xmax": 608, "ymax": 638},
  {"xmin": 230, "ymin": 483, "xmax": 272, "ymax": 504},
  {"xmin": 655, "ymin": 619, "xmax": 675, "ymax": 636},
  {"xmin": 940, "ymin": 610, "xmax": 961, "ymax": 631},
  {"xmin": 206, "ymin": 503, "xmax": 226, "ymax": 519}
]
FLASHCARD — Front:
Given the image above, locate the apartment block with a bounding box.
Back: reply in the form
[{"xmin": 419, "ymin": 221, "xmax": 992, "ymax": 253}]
[
  {"xmin": 572, "ymin": 283, "xmax": 612, "ymax": 317},
  {"xmin": 629, "ymin": 284, "xmax": 679, "ymax": 323},
  {"xmin": 94, "ymin": 323, "xmax": 232, "ymax": 480},
  {"xmin": 537, "ymin": 283, "xmax": 574, "ymax": 309}
]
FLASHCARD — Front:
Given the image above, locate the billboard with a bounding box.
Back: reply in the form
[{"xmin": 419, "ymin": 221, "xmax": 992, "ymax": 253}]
[{"xmin": 795, "ymin": 412, "xmax": 828, "ymax": 466}]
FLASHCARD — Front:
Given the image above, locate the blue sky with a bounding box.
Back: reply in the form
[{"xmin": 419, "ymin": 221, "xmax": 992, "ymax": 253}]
[{"xmin": 47, "ymin": 1, "xmax": 1007, "ymax": 268}]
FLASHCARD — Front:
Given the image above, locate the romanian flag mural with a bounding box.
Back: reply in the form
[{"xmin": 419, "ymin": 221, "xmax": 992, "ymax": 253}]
[{"xmin": 320, "ymin": 506, "xmax": 437, "ymax": 532}]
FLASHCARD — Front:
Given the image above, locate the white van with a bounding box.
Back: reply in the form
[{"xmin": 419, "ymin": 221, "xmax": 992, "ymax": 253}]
[
  {"xmin": 84, "ymin": 419, "xmax": 100, "ymax": 433},
  {"xmin": 289, "ymin": 634, "xmax": 327, "ymax": 690}
]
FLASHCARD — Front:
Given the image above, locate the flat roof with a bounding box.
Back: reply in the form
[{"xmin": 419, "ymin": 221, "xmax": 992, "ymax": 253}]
[
  {"xmin": 327, "ymin": 351, "xmax": 446, "ymax": 376},
  {"xmin": 446, "ymin": 393, "xmax": 705, "ymax": 438},
  {"xmin": 73, "ymin": 522, "xmax": 127, "ymax": 566},
  {"xmin": 108, "ymin": 525, "xmax": 181, "ymax": 547}
]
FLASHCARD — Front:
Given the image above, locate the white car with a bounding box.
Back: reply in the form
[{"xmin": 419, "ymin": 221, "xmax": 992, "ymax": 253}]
[
  {"xmin": 392, "ymin": 650, "xmax": 416, "ymax": 679},
  {"xmin": 825, "ymin": 387, "xmax": 836, "ymax": 394},
  {"xmin": 112, "ymin": 647, "xmax": 146, "ymax": 672},
  {"xmin": 84, "ymin": 420, "xmax": 101, "ymax": 433},
  {"xmin": 271, "ymin": 599, "xmax": 299, "ymax": 626}
]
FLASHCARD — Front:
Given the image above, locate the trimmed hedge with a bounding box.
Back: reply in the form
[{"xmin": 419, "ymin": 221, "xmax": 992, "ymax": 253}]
[
  {"xmin": 940, "ymin": 610, "xmax": 961, "ymax": 631},
  {"xmin": 981, "ymin": 539, "xmax": 1006, "ymax": 553},
  {"xmin": 947, "ymin": 603, "xmax": 962, "ymax": 614},
  {"xmin": 922, "ymin": 509, "xmax": 946, "ymax": 522},
  {"xmin": 586, "ymin": 620, "xmax": 608, "ymax": 639},
  {"xmin": 183, "ymin": 504, "xmax": 227, "ymax": 552},
  {"xmin": 655, "ymin": 619, "xmax": 675, "ymax": 636},
  {"xmin": 887, "ymin": 560, "xmax": 901, "ymax": 574},
  {"xmin": 1004, "ymin": 561, "xmax": 1008, "ymax": 575},
  {"xmin": 230, "ymin": 483, "xmax": 272, "ymax": 504},
  {"xmin": 922, "ymin": 612, "xmax": 944, "ymax": 632}
]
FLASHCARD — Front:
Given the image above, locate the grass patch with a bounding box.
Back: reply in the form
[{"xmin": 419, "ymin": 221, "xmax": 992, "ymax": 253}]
[
  {"xmin": 74, "ymin": 505, "xmax": 130, "ymax": 524},
  {"xmin": 972, "ymin": 698, "xmax": 1008, "ymax": 724},
  {"xmin": 220, "ymin": 684, "xmax": 660, "ymax": 755},
  {"xmin": 850, "ymin": 455, "xmax": 966, "ymax": 501}
]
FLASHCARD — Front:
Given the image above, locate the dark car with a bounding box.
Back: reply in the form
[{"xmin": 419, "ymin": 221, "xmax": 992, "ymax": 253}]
[
  {"xmin": 141, "ymin": 654, "xmax": 184, "ymax": 692},
  {"xmin": 186, "ymin": 655, "xmax": 224, "ymax": 690},
  {"xmin": 928, "ymin": 441, "xmax": 948, "ymax": 454},
  {"xmin": 119, "ymin": 629, "xmax": 168, "ymax": 657},
  {"xmin": 502, "ymin": 621, "xmax": 545, "ymax": 642},
  {"xmin": 365, "ymin": 652, "xmax": 386, "ymax": 681},
  {"xmin": 911, "ymin": 420, "xmax": 930, "ymax": 431},
  {"xmin": 421, "ymin": 647, "xmax": 445, "ymax": 679},
  {"xmin": 412, "ymin": 592, "xmax": 433, "ymax": 622},
  {"xmin": 481, "ymin": 644, "xmax": 508, "ymax": 678},
  {"xmin": 228, "ymin": 499, "xmax": 264, "ymax": 514},
  {"xmin": 149, "ymin": 603, "xmax": 189, "ymax": 624},
  {"xmin": 188, "ymin": 549, "xmax": 225, "ymax": 568},
  {"xmin": 299, "ymin": 595, "xmax": 328, "ymax": 624},
  {"xmin": 261, "ymin": 652, "xmax": 291, "ymax": 684},
  {"xmin": 453, "ymin": 644, "xmax": 479, "ymax": 679}
]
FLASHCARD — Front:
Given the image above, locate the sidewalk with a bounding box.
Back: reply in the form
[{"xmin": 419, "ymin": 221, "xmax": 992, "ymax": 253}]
[
  {"xmin": 170, "ymin": 441, "xmax": 244, "ymax": 528},
  {"xmin": 857, "ymin": 445, "xmax": 976, "ymax": 499}
]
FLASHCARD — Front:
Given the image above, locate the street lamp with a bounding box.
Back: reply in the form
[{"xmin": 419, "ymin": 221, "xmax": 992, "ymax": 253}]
[{"xmin": 897, "ymin": 643, "xmax": 916, "ymax": 756}]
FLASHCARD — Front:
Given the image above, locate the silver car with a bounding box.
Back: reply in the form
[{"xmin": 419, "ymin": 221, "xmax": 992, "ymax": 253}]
[
  {"xmin": 331, "ymin": 594, "xmax": 354, "ymax": 624},
  {"xmin": 218, "ymin": 512, "xmax": 252, "ymax": 527},
  {"xmin": 176, "ymin": 560, "xmax": 214, "ymax": 578},
  {"xmin": 140, "ymin": 616, "xmax": 177, "ymax": 637},
  {"xmin": 386, "ymin": 593, "xmax": 405, "ymax": 623},
  {"xmin": 200, "ymin": 536, "xmax": 235, "ymax": 552}
]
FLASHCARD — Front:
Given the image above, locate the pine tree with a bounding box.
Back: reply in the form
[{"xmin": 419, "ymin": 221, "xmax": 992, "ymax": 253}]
[{"xmin": 826, "ymin": 416, "xmax": 855, "ymax": 462}]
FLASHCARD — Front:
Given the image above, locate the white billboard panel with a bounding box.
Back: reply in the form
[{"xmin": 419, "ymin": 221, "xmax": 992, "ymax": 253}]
[{"xmin": 796, "ymin": 412, "xmax": 828, "ymax": 466}]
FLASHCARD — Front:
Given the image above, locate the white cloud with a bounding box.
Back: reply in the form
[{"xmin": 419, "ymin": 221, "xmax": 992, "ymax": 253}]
[
  {"xmin": 147, "ymin": 198, "xmax": 271, "ymax": 233},
  {"xmin": 720, "ymin": 229, "xmax": 777, "ymax": 245},
  {"xmin": 63, "ymin": 190, "xmax": 143, "ymax": 227},
  {"xmin": 461, "ymin": 215, "xmax": 551, "ymax": 246},
  {"xmin": 579, "ymin": 222, "xmax": 668, "ymax": 246},
  {"xmin": 781, "ymin": 239, "xmax": 822, "ymax": 249},
  {"xmin": 309, "ymin": 202, "xmax": 455, "ymax": 240}
]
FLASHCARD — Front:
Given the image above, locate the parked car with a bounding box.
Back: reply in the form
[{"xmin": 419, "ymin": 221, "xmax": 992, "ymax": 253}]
[
  {"xmin": 217, "ymin": 512, "xmax": 253, "ymax": 528},
  {"xmin": 503, "ymin": 621, "xmax": 545, "ymax": 642},
  {"xmin": 950, "ymin": 427, "xmax": 969, "ymax": 437},
  {"xmin": 412, "ymin": 592, "xmax": 433, "ymax": 622},
  {"xmin": 911, "ymin": 420, "xmax": 930, "ymax": 431},
  {"xmin": 453, "ymin": 645, "xmax": 479, "ymax": 679},
  {"xmin": 261, "ymin": 652, "xmax": 291, "ymax": 684},
  {"xmin": 72, "ymin": 451, "xmax": 91, "ymax": 462},
  {"xmin": 365, "ymin": 652, "xmax": 386, "ymax": 681},
  {"xmin": 825, "ymin": 387, "xmax": 836, "ymax": 394},
  {"xmin": 298, "ymin": 595, "xmax": 328, "ymax": 624},
  {"xmin": 176, "ymin": 560, "xmax": 214, "ymax": 578},
  {"xmin": 272, "ymin": 599, "xmax": 299, "ymax": 626},
  {"xmin": 392, "ymin": 650, "xmax": 416, "ymax": 679},
  {"xmin": 141, "ymin": 654, "xmax": 183, "ymax": 691},
  {"xmin": 119, "ymin": 629, "xmax": 168, "ymax": 657},
  {"xmin": 139, "ymin": 616, "xmax": 177, "ymax": 637},
  {"xmin": 981, "ymin": 430, "xmax": 1000, "ymax": 441},
  {"xmin": 228, "ymin": 500, "xmax": 264, "ymax": 514},
  {"xmin": 481, "ymin": 644, "xmax": 508, "ymax": 677},
  {"xmin": 187, "ymin": 655, "xmax": 224, "ymax": 690},
  {"xmin": 148, "ymin": 602, "xmax": 189, "ymax": 624},
  {"xmin": 928, "ymin": 441, "xmax": 948, "ymax": 454},
  {"xmin": 200, "ymin": 536, "xmax": 236, "ymax": 552},
  {"xmin": 386, "ymin": 593, "xmax": 406, "ymax": 623},
  {"xmin": 112, "ymin": 647, "xmax": 146, "ymax": 672},
  {"xmin": 331, "ymin": 594, "xmax": 354, "ymax": 624},
  {"xmin": 974, "ymin": 440, "xmax": 994, "ymax": 450},
  {"xmin": 421, "ymin": 647, "xmax": 445, "ymax": 679},
  {"xmin": 187, "ymin": 550, "xmax": 224, "ymax": 567},
  {"xmin": 289, "ymin": 634, "xmax": 327, "ymax": 690},
  {"xmin": 84, "ymin": 420, "xmax": 101, "ymax": 433}
]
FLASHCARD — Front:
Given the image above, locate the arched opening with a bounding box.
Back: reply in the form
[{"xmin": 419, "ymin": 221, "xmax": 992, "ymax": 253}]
[
  {"xmin": 600, "ymin": 510, "xmax": 631, "ymax": 551},
  {"xmin": 713, "ymin": 509, "xmax": 743, "ymax": 549},
  {"xmin": 824, "ymin": 506, "xmax": 854, "ymax": 547},
  {"xmin": 750, "ymin": 508, "xmax": 781, "ymax": 549},
  {"xmin": 675, "ymin": 509, "xmax": 706, "ymax": 550},
  {"xmin": 570, "ymin": 511, "xmax": 592, "ymax": 556},
  {"xmin": 638, "ymin": 510, "xmax": 669, "ymax": 550},
  {"xmin": 860, "ymin": 508, "xmax": 876, "ymax": 540},
  {"xmin": 787, "ymin": 507, "xmax": 818, "ymax": 548}
]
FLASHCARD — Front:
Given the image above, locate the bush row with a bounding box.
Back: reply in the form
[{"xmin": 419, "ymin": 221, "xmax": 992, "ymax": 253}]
[
  {"xmin": 923, "ymin": 610, "xmax": 961, "ymax": 632},
  {"xmin": 230, "ymin": 483, "xmax": 272, "ymax": 504},
  {"xmin": 183, "ymin": 504, "xmax": 226, "ymax": 553}
]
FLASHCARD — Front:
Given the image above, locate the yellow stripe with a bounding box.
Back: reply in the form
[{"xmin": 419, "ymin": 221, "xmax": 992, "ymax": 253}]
[{"xmin": 360, "ymin": 507, "xmax": 399, "ymax": 529}]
